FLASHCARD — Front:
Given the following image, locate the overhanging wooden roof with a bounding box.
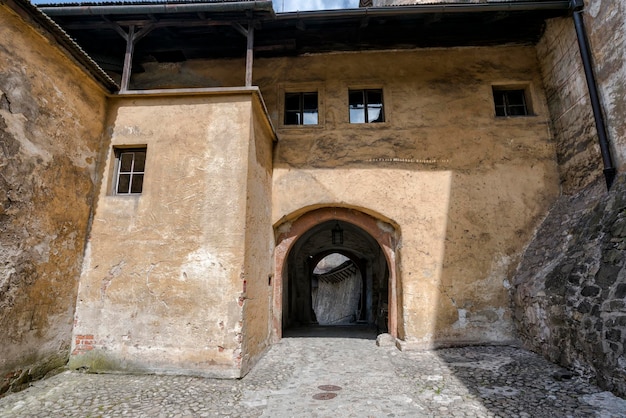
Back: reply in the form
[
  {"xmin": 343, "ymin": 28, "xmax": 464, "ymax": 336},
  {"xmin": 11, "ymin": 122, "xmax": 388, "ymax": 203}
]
[{"xmin": 37, "ymin": 1, "xmax": 572, "ymax": 83}]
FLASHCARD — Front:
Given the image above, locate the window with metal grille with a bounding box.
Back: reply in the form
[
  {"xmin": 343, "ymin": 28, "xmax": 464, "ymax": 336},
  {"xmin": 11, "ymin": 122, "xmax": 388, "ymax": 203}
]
[
  {"xmin": 349, "ymin": 89, "xmax": 384, "ymax": 123},
  {"xmin": 493, "ymin": 88, "xmax": 529, "ymax": 117},
  {"xmin": 115, "ymin": 148, "xmax": 146, "ymax": 195},
  {"xmin": 284, "ymin": 92, "xmax": 318, "ymax": 125}
]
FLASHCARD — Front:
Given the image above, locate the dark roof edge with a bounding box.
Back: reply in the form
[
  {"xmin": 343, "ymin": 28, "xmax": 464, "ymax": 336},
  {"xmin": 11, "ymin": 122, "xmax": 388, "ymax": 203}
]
[
  {"xmin": 39, "ymin": 0, "xmax": 274, "ymax": 16},
  {"xmin": 276, "ymin": 0, "xmax": 572, "ymax": 20},
  {"xmin": 2, "ymin": 0, "xmax": 118, "ymax": 92}
]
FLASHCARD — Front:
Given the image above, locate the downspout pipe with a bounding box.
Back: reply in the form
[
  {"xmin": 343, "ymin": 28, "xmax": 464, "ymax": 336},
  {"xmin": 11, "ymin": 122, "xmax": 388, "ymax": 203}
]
[{"xmin": 571, "ymin": 0, "xmax": 616, "ymax": 189}]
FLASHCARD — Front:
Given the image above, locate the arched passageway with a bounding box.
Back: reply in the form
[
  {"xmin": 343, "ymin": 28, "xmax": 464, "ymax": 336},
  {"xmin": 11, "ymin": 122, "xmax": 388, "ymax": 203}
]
[
  {"xmin": 312, "ymin": 253, "xmax": 367, "ymax": 326},
  {"xmin": 273, "ymin": 208, "xmax": 399, "ymax": 340}
]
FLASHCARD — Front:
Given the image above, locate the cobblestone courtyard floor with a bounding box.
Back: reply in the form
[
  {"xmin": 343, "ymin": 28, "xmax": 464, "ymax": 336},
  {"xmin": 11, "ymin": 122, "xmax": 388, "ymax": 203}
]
[{"xmin": 1, "ymin": 329, "xmax": 625, "ymax": 417}]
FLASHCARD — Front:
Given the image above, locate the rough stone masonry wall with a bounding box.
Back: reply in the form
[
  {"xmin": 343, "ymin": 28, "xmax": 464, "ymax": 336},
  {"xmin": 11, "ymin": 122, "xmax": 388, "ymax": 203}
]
[
  {"xmin": 583, "ymin": 0, "xmax": 626, "ymax": 173},
  {"xmin": 511, "ymin": 0, "xmax": 626, "ymax": 398},
  {"xmin": 0, "ymin": 5, "xmax": 107, "ymax": 394},
  {"xmin": 512, "ymin": 175, "xmax": 626, "ymax": 397},
  {"xmin": 536, "ymin": 15, "xmax": 602, "ymax": 194},
  {"xmin": 537, "ymin": 1, "xmax": 626, "ymax": 194}
]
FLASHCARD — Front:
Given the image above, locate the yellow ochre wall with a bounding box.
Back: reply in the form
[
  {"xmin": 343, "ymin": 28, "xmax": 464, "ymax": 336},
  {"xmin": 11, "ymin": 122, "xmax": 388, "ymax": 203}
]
[
  {"xmin": 70, "ymin": 91, "xmax": 275, "ymax": 377},
  {"xmin": 132, "ymin": 46, "xmax": 560, "ymax": 348},
  {"xmin": 259, "ymin": 48, "xmax": 560, "ymax": 346},
  {"xmin": 0, "ymin": 3, "xmax": 108, "ymax": 391}
]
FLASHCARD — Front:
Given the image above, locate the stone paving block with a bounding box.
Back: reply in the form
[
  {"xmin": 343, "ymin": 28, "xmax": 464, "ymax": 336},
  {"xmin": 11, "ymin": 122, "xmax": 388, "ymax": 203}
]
[{"xmin": 1, "ymin": 332, "xmax": 625, "ymax": 417}]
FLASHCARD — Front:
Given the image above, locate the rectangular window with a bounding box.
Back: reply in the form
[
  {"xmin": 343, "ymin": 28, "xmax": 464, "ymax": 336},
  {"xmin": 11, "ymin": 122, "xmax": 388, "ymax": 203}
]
[
  {"xmin": 115, "ymin": 148, "xmax": 146, "ymax": 195},
  {"xmin": 349, "ymin": 89, "xmax": 384, "ymax": 123},
  {"xmin": 493, "ymin": 88, "xmax": 529, "ymax": 117},
  {"xmin": 284, "ymin": 92, "xmax": 318, "ymax": 125}
]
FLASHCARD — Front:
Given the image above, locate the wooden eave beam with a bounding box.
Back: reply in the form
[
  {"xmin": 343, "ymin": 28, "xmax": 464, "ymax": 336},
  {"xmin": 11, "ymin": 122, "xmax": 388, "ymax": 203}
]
[
  {"xmin": 62, "ymin": 19, "xmax": 240, "ymax": 30},
  {"xmin": 109, "ymin": 18, "xmax": 255, "ymax": 91},
  {"xmin": 231, "ymin": 22, "xmax": 248, "ymax": 37},
  {"xmin": 230, "ymin": 22, "xmax": 255, "ymax": 87},
  {"xmin": 245, "ymin": 22, "xmax": 254, "ymax": 87},
  {"xmin": 116, "ymin": 23, "xmax": 155, "ymax": 92}
]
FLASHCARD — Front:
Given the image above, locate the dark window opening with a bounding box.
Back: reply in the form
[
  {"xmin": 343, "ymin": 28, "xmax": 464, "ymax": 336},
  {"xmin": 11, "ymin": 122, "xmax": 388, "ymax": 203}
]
[
  {"xmin": 284, "ymin": 92, "xmax": 318, "ymax": 125},
  {"xmin": 115, "ymin": 148, "xmax": 146, "ymax": 195},
  {"xmin": 493, "ymin": 88, "xmax": 529, "ymax": 117},
  {"xmin": 349, "ymin": 89, "xmax": 384, "ymax": 123}
]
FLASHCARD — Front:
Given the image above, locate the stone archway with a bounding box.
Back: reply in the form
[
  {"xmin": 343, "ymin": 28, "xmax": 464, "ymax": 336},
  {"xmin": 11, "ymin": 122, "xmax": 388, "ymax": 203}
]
[{"xmin": 273, "ymin": 207, "xmax": 400, "ymax": 341}]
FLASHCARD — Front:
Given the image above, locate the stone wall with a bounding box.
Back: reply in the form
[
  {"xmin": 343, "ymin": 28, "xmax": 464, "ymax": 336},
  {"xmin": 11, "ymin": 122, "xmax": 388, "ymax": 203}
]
[
  {"xmin": 512, "ymin": 0, "xmax": 626, "ymax": 398},
  {"xmin": 536, "ymin": 16, "xmax": 602, "ymax": 193},
  {"xmin": 312, "ymin": 266, "xmax": 362, "ymax": 325},
  {"xmin": 0, "ymin": 4, "xmax": 108, "ymax": 394},
  {"xmin": 538, "ymin": 1, "xmax": 626, "ymax": 193},
  {"xmin": 512, "ymin": 174, "xmax": 626, "ymax": 397},
  {"xmin": 583, "ymin": 0, "xmax": 626, "ymax": 173}
]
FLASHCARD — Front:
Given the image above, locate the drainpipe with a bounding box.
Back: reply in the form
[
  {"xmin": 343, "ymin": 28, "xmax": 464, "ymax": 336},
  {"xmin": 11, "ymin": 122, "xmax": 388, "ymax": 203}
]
[{"xmin": 571, "ymin": 0, "xmax": 616, "ymax": 190}]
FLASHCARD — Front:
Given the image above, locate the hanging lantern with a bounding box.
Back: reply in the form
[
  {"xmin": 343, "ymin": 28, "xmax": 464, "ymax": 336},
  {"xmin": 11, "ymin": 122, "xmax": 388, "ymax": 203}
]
[{"xmin": 332, "ymin": 221, "xmax": 343, "ymax": 245}]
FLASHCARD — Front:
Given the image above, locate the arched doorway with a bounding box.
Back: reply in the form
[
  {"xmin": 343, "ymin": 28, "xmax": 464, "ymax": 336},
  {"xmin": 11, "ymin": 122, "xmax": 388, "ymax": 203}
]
[{"xmin": 273, "ymin": 208, "xmax": 399, "ymax": 340}]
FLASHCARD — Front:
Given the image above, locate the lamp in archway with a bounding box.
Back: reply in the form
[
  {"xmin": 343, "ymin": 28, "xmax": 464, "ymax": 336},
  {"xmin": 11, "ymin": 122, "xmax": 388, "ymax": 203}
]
[{"xmin": 332, "ymin": 221, "xmax": 343, "ymax": 245}]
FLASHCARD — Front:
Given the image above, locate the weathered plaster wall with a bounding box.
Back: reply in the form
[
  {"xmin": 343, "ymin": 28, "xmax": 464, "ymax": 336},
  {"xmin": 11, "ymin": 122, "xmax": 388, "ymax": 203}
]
[
  {"xmin": 240, "ymin": 99, "xmax": 275, "ymax": 375},
  {"xmin": 70, "ymin": 92, "xmax": 272, "ymax": 378},
  {"xmin": 0, "ymin": 5, "xmax": 108, "ymax": 394},
  {"xmin": 512, "ymin": 175, "xmax": 626, "ymax": 397},
  {"xmin": 134, "ymin": 46, "xmax": 559, "ymax": 346},
  {"xmin": 257, "ymin": 48, "xmax": 560, "ymax": 347},
  {"xmin": 132, "ymin": 60, "xmax": 246, "ymax": 91}
]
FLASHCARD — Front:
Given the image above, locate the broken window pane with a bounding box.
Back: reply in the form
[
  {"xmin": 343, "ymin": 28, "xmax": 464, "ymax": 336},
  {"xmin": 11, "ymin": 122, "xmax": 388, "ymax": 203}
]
[{"xmin": 366, "ymin": 90, "xmax": 384, "ymax": 123}]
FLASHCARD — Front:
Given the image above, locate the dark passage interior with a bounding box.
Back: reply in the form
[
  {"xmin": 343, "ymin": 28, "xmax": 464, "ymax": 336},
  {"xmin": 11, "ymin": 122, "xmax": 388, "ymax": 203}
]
[{"xmin": 282, "ymin": 220, "xmax": 389, "ymax": 337}]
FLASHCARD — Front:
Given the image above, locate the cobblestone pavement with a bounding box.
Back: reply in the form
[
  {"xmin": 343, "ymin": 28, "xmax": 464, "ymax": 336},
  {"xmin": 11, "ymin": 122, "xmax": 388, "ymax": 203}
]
[{"xmin": 1, "ymin": 328, "xmax": 625, "ymax": 417}]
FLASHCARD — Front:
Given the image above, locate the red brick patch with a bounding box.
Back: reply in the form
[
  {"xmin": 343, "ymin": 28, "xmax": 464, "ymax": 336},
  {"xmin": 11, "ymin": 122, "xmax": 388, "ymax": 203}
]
[{"xmin": 72, "ymin": 334, "xmax": 95, "ymax": 355}]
